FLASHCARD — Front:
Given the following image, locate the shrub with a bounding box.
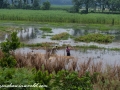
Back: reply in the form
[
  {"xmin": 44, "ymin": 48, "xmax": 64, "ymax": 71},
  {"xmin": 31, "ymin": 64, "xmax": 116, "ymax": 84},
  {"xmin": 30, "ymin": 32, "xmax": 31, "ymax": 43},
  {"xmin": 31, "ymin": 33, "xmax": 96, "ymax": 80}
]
[
  {"xmin": 0, "ymin": 32, "xmax": 20, "ymax": 68},
  {"xmin": 0, "ymin": 53, "xmax": 16, "ymax": 68},
  {"xmin": 52, "ymin": 70, "xmax": 93, "ymax": 90},
  {"xmin": 34, "ymin": 70, "xmax": 52, "ymax": 89},
  {"xmin": 0, "ymin": 68, "xmax": 35, "ymax": 90}
]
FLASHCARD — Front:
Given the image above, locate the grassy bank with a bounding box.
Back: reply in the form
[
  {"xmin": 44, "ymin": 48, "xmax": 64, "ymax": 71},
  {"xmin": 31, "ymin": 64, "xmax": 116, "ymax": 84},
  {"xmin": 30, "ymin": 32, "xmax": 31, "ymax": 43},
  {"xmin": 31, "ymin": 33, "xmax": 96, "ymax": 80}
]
[{"xmin": 0, "ymin": 9, "xmax": 120, "ymax": 25}]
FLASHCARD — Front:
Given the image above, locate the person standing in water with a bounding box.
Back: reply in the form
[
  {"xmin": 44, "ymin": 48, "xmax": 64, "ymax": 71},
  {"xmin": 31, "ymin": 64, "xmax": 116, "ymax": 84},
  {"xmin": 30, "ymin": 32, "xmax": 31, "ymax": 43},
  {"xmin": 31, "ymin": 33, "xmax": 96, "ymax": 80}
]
[{"xmin": 66, "ymin": 46, "xmax": 70, "ymax": 56}]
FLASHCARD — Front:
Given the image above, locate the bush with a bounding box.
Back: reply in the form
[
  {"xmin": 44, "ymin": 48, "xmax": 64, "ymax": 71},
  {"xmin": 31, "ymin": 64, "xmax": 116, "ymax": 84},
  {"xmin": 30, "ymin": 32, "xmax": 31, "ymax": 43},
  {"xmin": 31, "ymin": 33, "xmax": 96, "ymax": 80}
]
[
  {"xmin": 0, "ymin": 68, "xmax": 35, "ymax": 90},
  {"xmin": 0, "ymin": 53, "xmax": 16, "ymax": 68},
  {"xmin": 52, "ymin": 70, "xmax": 93, "ymax": 90},
  {"xmin": 0, "ymin": 32, "xmax": 20, "ymax": 68},
  {"xmin": 34, "ymin": 70, "xmax": 52, "ymax": 89}
]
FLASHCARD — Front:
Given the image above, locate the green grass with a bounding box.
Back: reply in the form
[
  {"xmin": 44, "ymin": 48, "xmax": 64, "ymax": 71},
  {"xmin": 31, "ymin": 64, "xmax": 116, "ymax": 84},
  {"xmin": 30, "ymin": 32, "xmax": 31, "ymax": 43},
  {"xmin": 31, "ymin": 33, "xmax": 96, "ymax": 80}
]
[
  {"xmin": 0, "ymin": 9, "xmax": 120, "ymax": 25},
  {"xmin": 40, "ymin": 27, "xmax": 52, "ymax": 33},
  {"xmin": 75, "ymin": 33, "xmax": 114, "ymax": 43},
  {"xmin": 0, "ymin": 26, "xmax": 20, "ymax": 33},
  {"xmin": 51, "ymin": 32, "xmax": 70, "ymax": 40}
]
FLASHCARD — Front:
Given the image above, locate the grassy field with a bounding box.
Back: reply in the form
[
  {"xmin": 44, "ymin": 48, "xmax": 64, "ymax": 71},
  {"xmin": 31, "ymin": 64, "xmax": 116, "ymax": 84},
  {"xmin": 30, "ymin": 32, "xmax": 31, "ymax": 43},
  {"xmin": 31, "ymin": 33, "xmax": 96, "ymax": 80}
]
[{"xmin": 0, "ymin": 9, "xmax": 120, "ymax": 25}]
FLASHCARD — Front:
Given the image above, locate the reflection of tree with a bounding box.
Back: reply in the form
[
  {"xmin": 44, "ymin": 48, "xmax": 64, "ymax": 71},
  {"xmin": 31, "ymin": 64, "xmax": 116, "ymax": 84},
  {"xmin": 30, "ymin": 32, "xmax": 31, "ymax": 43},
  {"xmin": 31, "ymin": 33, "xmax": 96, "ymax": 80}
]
[
  {"xmin": 73, "ymin": 29, "xmax": 86, "ymax": 36},
  {"xmin": 84, "ymin": 29, "xmax": 88, "ymax": 35},
  {"xmin": 26, "ymin": 29, "xmax": 30, "ymax": 40},
  {"xmin": 30, "ymin": 28, "xmax": 36, "ymax": 39},
  {"xmin": 114, "ymin": 35, "xmax": 120, "ymax": 41},
  {"xmin": 19, "ymin": 30, "xmax": 23, "ymax": 41}
]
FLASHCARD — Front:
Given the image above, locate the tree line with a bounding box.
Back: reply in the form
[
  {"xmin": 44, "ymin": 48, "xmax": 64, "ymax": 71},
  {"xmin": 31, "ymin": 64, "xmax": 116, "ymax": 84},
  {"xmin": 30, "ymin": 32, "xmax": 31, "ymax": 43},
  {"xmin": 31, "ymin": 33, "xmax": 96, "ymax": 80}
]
[
  {"xmin": 72, "ymin": 0, "xmax": 120, "ymax": 13},
  {"xmin": 0, "ymin": 0, "xmax": 51, "ymax": 10},
  {"xmin": 0, "ymin": 0, "xmax": 120, "ymax": 13}
]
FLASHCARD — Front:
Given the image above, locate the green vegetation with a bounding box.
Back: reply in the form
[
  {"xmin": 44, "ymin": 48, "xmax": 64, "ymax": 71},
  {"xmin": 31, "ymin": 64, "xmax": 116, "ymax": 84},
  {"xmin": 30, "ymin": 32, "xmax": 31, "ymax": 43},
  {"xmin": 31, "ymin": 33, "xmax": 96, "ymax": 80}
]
[
  {"xmin": 52, "ymin": 71, "xmax": 93, "ymax": 90},
  {"xmin": 0, "ymin": 67, "xmax": 94, "ymax": 90},
  {"xmin": 24, "ymin": 42, "xmax": 57, "ymax": 47},
  {"xmin": 0, "ymin": 9, "xmax": 120, "ymax": 25},
  {"xmin": 40, "ymin": 27, "xmax": 52, "ymax": 33},
  {"xmin": 0, "ymin": 68, "xmax": 36, "ymax": 90},
  {"xmin": 50, "ymin": 5, "xmax": 72, "ymax": 10},
  {"xmin": 75, "ymin": 33, "xmax": 114, "ymax": 43},
  {"xmin": 42, "ymin": 1, "xmax": 51, "ymax": 10},
  {"xmin": 51, "ymin": 32, "xmax": 70, "ymax": 40},
  {"xmin": 0, "ymin": 32, "xmax": 20, "ymax": 68},
  {"xmin": 0, "ymin": 26, "xmax": 20, "ymax": 32}
]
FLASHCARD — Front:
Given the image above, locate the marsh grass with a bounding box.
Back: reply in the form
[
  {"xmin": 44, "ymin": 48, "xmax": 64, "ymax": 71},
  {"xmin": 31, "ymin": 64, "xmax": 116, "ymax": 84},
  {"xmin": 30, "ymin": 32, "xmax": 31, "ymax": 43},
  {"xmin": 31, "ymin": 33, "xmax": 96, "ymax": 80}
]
[
  {"xmin": 40, "ymin": 27, "xmax": 52, "ymax": 33},
  {"xmin": 24, "ymin": 42, "xmax": 57, "ymax": 47},
  {"xmin": 75, "ymin": 33, "xmax": 114, "ymax": 43},
  {"xmin": 51, "ymin": 32, "xmax": 70, "ymax": 40},
  {"xmin": 0, "ymin": 26, "xmax": 20, "ymax": 33}
]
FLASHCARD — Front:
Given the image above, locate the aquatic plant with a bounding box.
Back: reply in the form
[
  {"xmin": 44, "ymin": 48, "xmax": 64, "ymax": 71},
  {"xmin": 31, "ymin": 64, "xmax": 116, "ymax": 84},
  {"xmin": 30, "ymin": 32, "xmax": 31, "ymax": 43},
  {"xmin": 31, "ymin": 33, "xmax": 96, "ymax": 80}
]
[
  {"xmin": 51, "ymin": 32, "xmax": 70, "ymax": 40},
  {"xmin": 40, "ymin": 27, "xmax": 52, "ymax": 33},
  {"xmin": 74, "ymin": 33, "xmax": 114, "ymax": 43}
]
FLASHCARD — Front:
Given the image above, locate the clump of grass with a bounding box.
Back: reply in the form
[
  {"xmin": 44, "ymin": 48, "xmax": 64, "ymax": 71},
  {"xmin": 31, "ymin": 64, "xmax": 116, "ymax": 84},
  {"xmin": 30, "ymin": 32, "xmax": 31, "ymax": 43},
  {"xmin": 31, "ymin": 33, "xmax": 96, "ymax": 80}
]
[
  {"xmin": 75, "ymin": 45, "xmax": 104, "ymax": 49},
  {"xmin": 110, "ymin": 48, "xmax": 120, "ymax": 51},
  {"xmin": 40, "ymin": 27, "xmax": 52, "ymax": 33},
  {"xmin": 75, "ymin": 33, "xmax": 114, "ymax": 43},
  {"xmin": 0, "ymin": 26, "xmax": 20, "ymax": 32},
  {"xmin": 51, "ymin": 32, "xmax": 70, "ymax": 40},
  {"xmin": 24, "ymin": 42, "xmax": 57, "ymax": 47},
  {"xmin": 41, "ymin": 35, "xmax": 46, "ymax": 38}
]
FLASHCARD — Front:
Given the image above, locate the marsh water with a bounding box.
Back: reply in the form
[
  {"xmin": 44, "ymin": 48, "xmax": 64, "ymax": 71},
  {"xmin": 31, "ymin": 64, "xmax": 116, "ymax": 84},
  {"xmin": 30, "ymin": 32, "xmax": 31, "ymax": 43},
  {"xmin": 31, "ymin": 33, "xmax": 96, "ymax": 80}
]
[{"xmin": 0, "ymin": 24, "xmax": 120, "ymax": 65}]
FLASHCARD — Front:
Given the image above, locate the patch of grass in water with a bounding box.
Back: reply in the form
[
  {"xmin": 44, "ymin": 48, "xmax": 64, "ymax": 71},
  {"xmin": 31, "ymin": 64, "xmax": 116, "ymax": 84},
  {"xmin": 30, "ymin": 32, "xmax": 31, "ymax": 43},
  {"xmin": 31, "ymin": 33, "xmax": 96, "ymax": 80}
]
[
  {"xmin": 41, "ymin": 35, "xmax": 46, "ymax": 38},
  {"xmin": 0, "ymin": 26, "xmax": 21, "ymax": 32},
  {"xmin": 75, "ymin": 45, "xmax": 105, "ymax": 49},
  {"xmin": 110, "ymin": 48, "xmax": 120, "ymax": 51},
  {"xmin": 51, "ymin": 32, "xmax": 70, "ymax": 40},
  {"xmin": 74, "ymin": 33, "xmax": 114, "ymax": 43},
  {"xmin": 40, "ymin": 27, "xmax": 52, "ymax": 33}
]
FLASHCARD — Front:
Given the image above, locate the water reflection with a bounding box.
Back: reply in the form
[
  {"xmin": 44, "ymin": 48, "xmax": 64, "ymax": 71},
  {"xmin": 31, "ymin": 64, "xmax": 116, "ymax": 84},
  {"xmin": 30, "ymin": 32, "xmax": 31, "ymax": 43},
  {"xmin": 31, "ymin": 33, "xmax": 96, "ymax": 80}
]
[
  {"xmin": 0, "ymin": 26, "xmax": 120, "ymax": 48},
  {"xmin": 17, "ymin": 27, "xmax": 37, "ymax": 41}
]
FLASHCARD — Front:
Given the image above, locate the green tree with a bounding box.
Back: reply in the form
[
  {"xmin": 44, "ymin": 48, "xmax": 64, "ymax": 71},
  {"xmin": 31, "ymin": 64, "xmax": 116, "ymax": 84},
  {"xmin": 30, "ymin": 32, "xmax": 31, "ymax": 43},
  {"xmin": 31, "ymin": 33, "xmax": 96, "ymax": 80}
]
[
  {"xmin": 1, "ymin": 31, "xmax": 20, "ymax": 53},
  {"xmin": 82, "ymin": 0, "xmax": 90, "ymax": 13},
  {"xmin": 32, "ymin": 0, "xmax": 40, "ymax": 10},
  {"xmin": 18, "ymin": 0, "xmax": 22, "ymax": 8},
  {"xmin": 72, "ymin": 0, "xmax": 83, "ymax": 13},
  {"xmin": 42, "ymin": 1, "xmax": 51, "ymax": 10},
  {"xmin": 0, "ymin": 32, "xmax": 20, "ymax": 68}
]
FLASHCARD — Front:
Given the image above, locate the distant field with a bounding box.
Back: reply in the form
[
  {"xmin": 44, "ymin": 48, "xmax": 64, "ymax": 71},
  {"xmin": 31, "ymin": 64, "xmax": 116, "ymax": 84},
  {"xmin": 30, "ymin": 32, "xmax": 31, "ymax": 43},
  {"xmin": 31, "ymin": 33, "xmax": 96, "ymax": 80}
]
[{"xmin": 0, "ymin": 9, "xmax": 120, "ymax": 25}]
